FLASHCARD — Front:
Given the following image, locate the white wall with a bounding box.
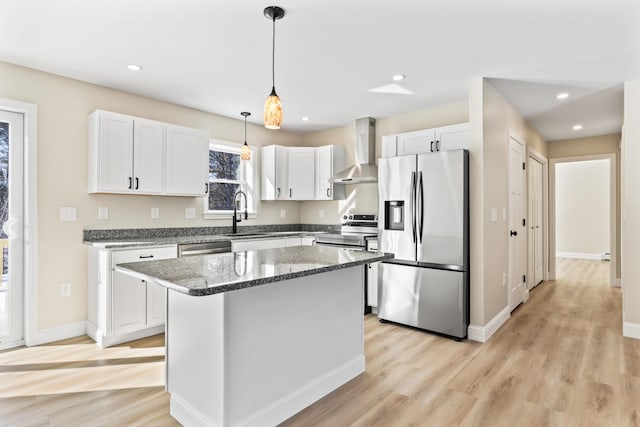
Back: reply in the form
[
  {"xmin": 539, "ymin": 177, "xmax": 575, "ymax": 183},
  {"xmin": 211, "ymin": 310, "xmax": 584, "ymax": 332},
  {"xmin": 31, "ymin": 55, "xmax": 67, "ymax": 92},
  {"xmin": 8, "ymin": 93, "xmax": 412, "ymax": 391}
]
[
  {"xmin": 622, "ymin": 80, "xmax": 640, "ymax": 329},
  {"xmin": 555, "ymin": 160, "xmax": 610, "ymax": 258}
]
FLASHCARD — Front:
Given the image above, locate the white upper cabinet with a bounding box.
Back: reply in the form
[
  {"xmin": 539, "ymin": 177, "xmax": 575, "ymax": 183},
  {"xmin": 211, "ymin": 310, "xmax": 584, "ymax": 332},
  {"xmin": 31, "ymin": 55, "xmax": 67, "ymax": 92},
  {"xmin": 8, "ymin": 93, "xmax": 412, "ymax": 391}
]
[
  {"xmin": 288, "ymin": 148, "xmax": 316, "ymax": 200},
  {"xmin": 165, "ymin": 124, "xmax": 209, "ymax": 196},
  {"xmin": 315, "ymin": 145, "xmax": 346, "ymax": 200},
  {"xmin": 89, "ymin": 111, "xmax": 135, "ymax": 192},
  {"xmin": 88, "ymin": 110, "xmax": 209, "ymax": 196},
  {"xmin": 381, "ymin": 135, "xmax": 397, "ymax": 158},
  {"xmin": 261, "ymin": 145, "xmax": 289, "ymax": 200},
  {"xmin": 264, "ymin": 145, "xmax": 343, "ymax": 201},
  {"xmin": 133, "ymin": 118, "xmax": 165, "ymax": 194},
  {"xmin": 435, "ymin": 122, "xmax": 470, "ymax": 151},
  {"xmin": 394, "ymin": 122, "xmax": 469, "ymax": 156},
  {"xmin": 397, "ymin": 128, "xmax": 435, "ymax": 156}
]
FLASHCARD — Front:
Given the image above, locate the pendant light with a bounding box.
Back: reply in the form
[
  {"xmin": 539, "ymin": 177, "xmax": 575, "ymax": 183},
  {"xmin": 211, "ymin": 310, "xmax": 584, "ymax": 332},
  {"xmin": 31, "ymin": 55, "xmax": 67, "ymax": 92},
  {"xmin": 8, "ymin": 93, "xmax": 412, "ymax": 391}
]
[
  {"xmin": 240, "ymin": 111, "xmax": 251, "ymax": 160},
  {"xmin": 263, "ymin": 6, "xmax": 285, "ymax": 129}
]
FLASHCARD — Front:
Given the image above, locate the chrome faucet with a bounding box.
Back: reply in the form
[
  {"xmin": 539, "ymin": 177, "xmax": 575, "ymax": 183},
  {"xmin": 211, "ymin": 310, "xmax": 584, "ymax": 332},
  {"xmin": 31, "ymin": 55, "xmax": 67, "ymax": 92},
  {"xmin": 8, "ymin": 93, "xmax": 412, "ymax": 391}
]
[{"xmin": 232, "ymin": 190, "xmax": 248, "ymax": 234}]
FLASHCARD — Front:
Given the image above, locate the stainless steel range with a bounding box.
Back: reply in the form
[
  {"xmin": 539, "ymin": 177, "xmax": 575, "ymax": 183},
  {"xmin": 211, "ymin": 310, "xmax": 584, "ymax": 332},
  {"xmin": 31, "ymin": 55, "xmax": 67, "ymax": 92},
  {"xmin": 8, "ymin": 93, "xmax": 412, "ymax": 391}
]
[
  {"xmin": 315, "ymin": 214, "xmax": 378, "ymax": 314},
  {"xmin": 315, "ymin": 214, "xmax": 378, "ymax": 250}
]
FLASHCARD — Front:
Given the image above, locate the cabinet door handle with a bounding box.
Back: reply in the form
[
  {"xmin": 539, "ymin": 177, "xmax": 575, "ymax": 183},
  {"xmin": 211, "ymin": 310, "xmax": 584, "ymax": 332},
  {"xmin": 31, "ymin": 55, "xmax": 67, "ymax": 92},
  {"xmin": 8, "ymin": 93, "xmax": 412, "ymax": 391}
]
[
  {"xmin": 510, "ymin": 230, "xmax": 518, "ymax": 237},
  {"xmin": 430, "ymin": 141, "xmax": 434, "ymax": 152},
  {"xmin": 436, "ymin": 140, "xmax": 440, "ymax": 151},
  {"xmin": 205, "ymin": 183, "xmax": 209, "ymax": 194},
  {"xmin": 135, "ymin": 177, "xmax": 139, "ymax": 190},
  {"xmin": 139, "ymin": 254, "xmax": 154, "ymax": 259},
  {"xmin": 128, "ymin": 177, "xmax": 132, "ymax": 189},
  {"xmin": 289, "ymin": 188, "xmax": 292, "ymax": 197},
  {"xmin": 327, "ymin": 188, "xmax": 331, "ymax": 197},
  {"xmin": 277, "ymin": 188, "xmax": 281, "ymax": 197}
]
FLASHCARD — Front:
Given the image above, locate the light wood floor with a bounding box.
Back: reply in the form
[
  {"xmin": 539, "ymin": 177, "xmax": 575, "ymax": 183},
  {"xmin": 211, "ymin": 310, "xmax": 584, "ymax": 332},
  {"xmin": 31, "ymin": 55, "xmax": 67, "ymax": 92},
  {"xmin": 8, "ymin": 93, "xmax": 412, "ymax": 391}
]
[{"xmin": 1, "ymin": 259, "xmax": 638, "ymax": 426}]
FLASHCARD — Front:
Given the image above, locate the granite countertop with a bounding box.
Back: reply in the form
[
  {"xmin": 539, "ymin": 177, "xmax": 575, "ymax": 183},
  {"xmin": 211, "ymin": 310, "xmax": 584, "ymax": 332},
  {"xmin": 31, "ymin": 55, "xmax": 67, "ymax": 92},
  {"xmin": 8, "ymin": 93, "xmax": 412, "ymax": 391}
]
[
  {"xmin": 115, "ymin": 245, "xmax": 393, "ymax": 296},
  {"xmin": 85, "ymin": 231, "xmax": 325, "ymax": 249}
]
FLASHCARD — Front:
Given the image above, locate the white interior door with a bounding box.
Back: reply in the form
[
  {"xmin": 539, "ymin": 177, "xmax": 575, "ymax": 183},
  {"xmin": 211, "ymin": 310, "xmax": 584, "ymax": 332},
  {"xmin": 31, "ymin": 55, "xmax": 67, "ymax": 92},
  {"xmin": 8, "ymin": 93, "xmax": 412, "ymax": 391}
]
[
  {"xmin": 527, "ymin": 156, "xmax": 544, "ymax": 289},
  {"xmin": 0, "ymin": 110, "xmax": 24, "ymax": 349},
  {"xmin": 508, "ymin": 136, "xmax": 526, "ymax": 311}
]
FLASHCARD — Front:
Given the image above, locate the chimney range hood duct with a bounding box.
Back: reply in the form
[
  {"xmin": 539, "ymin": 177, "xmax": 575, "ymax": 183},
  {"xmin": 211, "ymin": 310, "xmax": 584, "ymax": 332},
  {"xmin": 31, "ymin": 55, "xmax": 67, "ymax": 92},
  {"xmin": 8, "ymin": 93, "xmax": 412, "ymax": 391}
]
[{"xmin": 330, "ymin": 117, "xmax": 378, "ymax": 184}]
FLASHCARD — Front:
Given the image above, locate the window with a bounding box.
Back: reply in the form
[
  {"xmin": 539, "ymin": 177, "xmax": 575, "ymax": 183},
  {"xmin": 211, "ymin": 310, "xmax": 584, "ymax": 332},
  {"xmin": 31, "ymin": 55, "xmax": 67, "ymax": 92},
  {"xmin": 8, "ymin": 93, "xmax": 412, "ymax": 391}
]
[{"xmin": 205, "ymin": 139, "xmax": 256, "ymax": 219}]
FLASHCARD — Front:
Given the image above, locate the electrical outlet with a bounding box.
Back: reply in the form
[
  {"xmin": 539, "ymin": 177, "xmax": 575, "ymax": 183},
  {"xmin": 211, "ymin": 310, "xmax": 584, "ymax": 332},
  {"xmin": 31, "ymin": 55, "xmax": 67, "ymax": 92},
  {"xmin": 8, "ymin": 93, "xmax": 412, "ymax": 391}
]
[
  {"xmin": 151, "ymin": 208, "xmax": 160, "ymax": 219},
  {"xmin": 490, "ymin": 208, "xmax": 497, "ymax": 223},
  {"xmin": 319, "ymin": 209, "xmax": 324, "ymax": 218},
  {"xmin": 280, "ymin": 209, "xmax": 286, "ymax": 218},
  {"xmin": 185, "ymin": 208, "xmax": 196, "ymax": 219},
  {"xmin": 60, "ymin": 283, "xmax": 71, "ymax": 297},
  {"xmin": 502, "ymin": 207, "xmax": 507, "ymax": 221},
  {"xmin": 60, "ymin": 207, "xmax": 77, "ymax": 222},
  {"xmin": 98, "ymin": 207, "xmax": 109, "ymax": 220}
]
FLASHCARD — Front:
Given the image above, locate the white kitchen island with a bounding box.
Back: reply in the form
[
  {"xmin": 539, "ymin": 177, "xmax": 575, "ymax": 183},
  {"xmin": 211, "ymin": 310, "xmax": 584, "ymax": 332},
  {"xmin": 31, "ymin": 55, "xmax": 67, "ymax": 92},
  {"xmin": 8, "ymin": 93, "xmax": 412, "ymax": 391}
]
[{"xmin": 116, "ymin": 246, "xmax": 392, "ymax": 427}]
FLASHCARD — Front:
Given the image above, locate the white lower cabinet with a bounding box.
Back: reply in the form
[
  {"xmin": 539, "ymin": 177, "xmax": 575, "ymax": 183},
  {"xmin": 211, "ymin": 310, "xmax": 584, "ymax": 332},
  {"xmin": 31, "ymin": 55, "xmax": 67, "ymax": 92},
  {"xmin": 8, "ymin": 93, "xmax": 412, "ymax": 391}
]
[
  {"xmin": 367, "ymin": 262, "xmax": 379, "ymax": 308},
  {"xmin": 87, "ymin": 245, "xmax": 177, "ymax": 347}
]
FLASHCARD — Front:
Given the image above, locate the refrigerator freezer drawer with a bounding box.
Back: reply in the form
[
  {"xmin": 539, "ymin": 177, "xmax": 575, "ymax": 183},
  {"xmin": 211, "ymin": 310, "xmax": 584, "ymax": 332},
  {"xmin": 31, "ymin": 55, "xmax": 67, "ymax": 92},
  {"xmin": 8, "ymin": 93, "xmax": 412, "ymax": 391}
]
[{"xmin": 378, "ymin": 263, "xmax": 468, "ymax": 339}]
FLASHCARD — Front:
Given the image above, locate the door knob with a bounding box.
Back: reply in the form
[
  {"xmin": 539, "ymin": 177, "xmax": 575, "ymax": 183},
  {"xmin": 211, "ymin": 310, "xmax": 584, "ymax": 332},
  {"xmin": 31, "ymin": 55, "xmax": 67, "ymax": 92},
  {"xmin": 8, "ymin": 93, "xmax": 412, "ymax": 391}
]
[{"xmin": 510, "ymin": 230, "xmax": 518, "ymax": 237}]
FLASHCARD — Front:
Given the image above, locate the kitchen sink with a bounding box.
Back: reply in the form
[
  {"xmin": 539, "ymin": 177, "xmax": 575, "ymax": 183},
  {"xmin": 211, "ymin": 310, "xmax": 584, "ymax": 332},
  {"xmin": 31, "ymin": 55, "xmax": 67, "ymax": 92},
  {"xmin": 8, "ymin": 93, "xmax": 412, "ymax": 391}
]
[{"xmin": 221, "ymin": 232, "xmax": 269, "ymax": 238}]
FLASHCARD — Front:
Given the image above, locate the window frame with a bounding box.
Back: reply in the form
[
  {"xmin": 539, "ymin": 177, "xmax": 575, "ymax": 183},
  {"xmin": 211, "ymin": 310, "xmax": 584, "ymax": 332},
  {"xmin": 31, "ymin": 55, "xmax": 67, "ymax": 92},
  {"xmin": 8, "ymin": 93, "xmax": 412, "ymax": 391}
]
[{"xmin": 203, "ymin": 139, "xmax": 257, "ymax": 220}]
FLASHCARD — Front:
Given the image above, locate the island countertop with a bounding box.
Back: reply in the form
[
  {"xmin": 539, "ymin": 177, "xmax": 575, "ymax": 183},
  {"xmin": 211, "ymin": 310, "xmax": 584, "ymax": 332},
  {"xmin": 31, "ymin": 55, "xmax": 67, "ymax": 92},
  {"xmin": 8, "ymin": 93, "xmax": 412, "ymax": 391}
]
[{"xmin": 115, "ymin": 245, "xmax": 393, "ymax": 296}]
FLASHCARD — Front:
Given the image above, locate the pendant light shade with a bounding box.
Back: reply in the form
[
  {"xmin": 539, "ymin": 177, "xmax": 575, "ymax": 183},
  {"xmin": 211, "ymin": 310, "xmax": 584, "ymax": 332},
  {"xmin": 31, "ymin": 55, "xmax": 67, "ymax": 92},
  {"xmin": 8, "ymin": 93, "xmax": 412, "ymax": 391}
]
[
  {"xmin": 240, "ymin": 112, "xmax": 251, "ymax": 160},
  {"xmin": 263, "ymin": 6, "xmax": 285, "ymax": 129}
]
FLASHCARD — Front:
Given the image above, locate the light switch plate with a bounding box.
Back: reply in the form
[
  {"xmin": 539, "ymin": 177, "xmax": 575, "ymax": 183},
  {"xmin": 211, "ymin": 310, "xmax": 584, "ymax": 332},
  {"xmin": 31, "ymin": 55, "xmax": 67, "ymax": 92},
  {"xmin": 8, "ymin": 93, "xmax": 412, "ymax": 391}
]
[
  {"xmin": 98, "ymin": 207, "xmax": 109, "ymax": 220},
  {"xmin": 151, "ymin": 208, "xmax": 160, "ymax": 219},
  {"xmin": 490, "ymin": 208, "xmax": 497, "ymax": 223},
  {"xmin": 280, "ymin": 209, "xmax": 286, "ymax": 218},
  {"xmin": 319, "ymin": 209, "xmax": 324, "ymax": 218},
  {"xmin": 60, "ymin": 207, "xmax": 77, "ymax": 222},
  {"xmin": 185, "ymin": 208, "xmax": 196, "ymax": 219}
]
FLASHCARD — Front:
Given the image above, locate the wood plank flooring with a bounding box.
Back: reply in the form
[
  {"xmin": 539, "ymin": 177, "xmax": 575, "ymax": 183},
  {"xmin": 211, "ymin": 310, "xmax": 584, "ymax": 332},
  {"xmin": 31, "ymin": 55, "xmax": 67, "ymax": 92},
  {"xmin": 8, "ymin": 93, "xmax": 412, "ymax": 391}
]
[{"xmin": 0, "ymin": 259, "xmax": 637, "ymax": 426}]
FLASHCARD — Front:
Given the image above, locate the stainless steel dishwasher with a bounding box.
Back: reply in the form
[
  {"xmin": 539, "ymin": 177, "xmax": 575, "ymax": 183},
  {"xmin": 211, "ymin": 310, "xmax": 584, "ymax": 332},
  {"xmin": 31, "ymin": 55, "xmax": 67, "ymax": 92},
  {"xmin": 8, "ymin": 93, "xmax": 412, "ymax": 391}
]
[{"xmin": 177, "ymin": 241, "xmax": 232, "ymax": 257}]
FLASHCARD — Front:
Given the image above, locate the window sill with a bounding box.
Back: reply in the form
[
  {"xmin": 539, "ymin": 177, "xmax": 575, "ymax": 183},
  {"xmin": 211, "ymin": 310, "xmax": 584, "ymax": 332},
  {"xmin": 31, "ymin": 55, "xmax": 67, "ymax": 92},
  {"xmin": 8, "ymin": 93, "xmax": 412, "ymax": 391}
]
[{"xmin": 203, "ymin": 212, "xmax": 258, "ymax": 220}]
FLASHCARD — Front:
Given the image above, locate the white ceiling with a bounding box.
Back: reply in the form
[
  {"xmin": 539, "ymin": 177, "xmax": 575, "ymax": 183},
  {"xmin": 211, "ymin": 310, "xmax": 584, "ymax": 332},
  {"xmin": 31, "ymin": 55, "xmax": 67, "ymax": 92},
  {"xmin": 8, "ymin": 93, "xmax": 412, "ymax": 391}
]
[{"xmin": 2, "ymin": 0, "xmax": 639, "ymax": 140}]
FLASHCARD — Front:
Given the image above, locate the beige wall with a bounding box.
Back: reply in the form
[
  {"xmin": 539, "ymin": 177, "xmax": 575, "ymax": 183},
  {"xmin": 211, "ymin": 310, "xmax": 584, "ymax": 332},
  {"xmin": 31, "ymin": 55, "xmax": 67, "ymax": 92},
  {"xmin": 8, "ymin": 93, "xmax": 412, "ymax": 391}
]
[
  {"xmin": 471, "ymin": 79, "xmax": 549, "ymax": 326},
  {"xmin": 556, "ymin": 160, "xmax": 610, "ymax": 256},
  {"xmin": 623, "ymin": 81, "xmax": 640, "ymax": 325},
  {"xmin": 548, "ymin": 133, "xmax": 621, "ymax": 278},
  {"xmin": 0, "ymin": 61, "xmax": 305, "ymax": 329},
  {"xmin": 299, "ymin": 102, "xmax": 469, "ymax": 224}
]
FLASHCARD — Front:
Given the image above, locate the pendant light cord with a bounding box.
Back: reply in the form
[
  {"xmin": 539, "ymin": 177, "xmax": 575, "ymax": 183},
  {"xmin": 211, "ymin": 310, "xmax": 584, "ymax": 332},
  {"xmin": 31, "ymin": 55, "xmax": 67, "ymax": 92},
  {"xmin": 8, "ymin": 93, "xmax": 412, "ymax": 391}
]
[
  {"xmin": 244, "ymin": 115, "xmax": 248, "ymax": 143},
  {"xmin": 271, "ymin": 15, "xmax": 276, "ymax": 89}
]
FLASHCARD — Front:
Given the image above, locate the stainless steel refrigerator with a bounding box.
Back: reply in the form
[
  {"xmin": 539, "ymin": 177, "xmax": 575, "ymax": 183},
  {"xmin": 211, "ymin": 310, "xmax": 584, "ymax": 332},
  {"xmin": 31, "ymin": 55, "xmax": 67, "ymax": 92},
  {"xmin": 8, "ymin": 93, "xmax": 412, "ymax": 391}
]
[{"xmin": 377, "ymin": 149, "xmax": 469, "ymax": 339}]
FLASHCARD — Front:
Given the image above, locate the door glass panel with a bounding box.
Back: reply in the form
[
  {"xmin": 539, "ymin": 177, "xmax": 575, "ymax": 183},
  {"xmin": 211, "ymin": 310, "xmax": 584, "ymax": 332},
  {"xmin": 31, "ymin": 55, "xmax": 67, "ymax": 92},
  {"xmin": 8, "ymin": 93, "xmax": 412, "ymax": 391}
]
[
  {"xmin": 0, "ymin": 121, "xmax": 8, "ymax": 337},
  {"xmin": 0, "ymin": 109, "xmax": 24, "ymax": 348}
]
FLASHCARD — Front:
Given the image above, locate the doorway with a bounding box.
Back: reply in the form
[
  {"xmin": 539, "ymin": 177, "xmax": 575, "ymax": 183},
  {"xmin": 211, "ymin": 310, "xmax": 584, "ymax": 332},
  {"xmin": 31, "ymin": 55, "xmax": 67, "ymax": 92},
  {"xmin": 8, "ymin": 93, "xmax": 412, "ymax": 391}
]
[
  {"xmin": 527, "ymin": 152, "xmax": 546, "ymax": 290},
  {"xmin": 508, "ymin": 133, "xmax": 526, "ymax": 311},
  {"xmin": 550, "ymin": 154, "xmax": 617, "ymax": 285},
  {"xmin": 0, "ymin": 110, "xmax": 25, "ymax": 349}
]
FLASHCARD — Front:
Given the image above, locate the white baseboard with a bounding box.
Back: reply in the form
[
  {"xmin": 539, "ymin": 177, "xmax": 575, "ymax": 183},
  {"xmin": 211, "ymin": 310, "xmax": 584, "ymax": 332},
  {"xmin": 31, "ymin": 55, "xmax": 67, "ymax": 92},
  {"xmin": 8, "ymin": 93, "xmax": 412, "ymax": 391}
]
[
  {"xmin": 467, "ymin": 306, "xmax": 510, "ymax": 343},
  {"xmin": 623, "ymin": 322, "xmax": 640, "ymax": 340},
  {"xmin": 170, "ymin": 356, "xmax": 365, "ymax": 427},
  {"xmin": 556, "ymin": 252, "xmax": 603, "ymax": 260},
  {"xmin": 171, "ymin": 394, "xmax": 219, "ymax": 427},
  {"xmin": 25, "ymin": 320, "xmax": 87, "ymax": 347}
]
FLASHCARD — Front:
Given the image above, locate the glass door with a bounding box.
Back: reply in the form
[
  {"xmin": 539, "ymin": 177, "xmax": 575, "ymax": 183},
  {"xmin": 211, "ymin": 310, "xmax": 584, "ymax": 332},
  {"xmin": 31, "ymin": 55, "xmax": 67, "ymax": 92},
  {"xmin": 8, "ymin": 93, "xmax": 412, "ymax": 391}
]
[{"xmin": 0, "ymin": 110, "xmax": 24, "ymax": 349}]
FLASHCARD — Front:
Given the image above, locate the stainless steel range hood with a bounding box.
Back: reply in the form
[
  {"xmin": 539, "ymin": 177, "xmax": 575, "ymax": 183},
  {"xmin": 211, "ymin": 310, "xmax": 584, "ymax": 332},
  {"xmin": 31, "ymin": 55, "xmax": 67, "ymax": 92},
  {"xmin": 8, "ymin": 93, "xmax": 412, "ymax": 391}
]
[{"xmin": 330, "ymin": 117, "xmax": 378, "ymax": 184}]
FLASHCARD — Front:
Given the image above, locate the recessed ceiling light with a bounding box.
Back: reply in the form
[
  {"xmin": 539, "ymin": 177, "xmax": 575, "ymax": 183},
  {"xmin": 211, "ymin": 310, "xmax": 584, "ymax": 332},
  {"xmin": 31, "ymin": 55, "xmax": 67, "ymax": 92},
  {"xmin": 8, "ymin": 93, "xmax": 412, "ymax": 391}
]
[
  {"xmin": 392, "ymin": 74, "xmax": 406, "ymax": 81},
  {"xmin": 302, "ymin": 117, "xmax": 310, "ymax": 121},
  {"xmin": 556, "ymin": 92, "xmax": 569, "ymax": 100},
  {"xmin": 127, "ymin": 64, "xmax": 142, "ymax": 71},
  {"xmin": 572, "ymin": 124, "xmax": 583, "ymax": 131}
]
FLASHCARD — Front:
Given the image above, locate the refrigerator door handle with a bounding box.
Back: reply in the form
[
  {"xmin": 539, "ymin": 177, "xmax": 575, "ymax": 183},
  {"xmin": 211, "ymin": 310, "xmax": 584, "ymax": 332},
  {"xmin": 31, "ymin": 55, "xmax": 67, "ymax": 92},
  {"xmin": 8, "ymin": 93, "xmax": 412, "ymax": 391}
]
[
  {"xmin": 418, "ymin": 171, "xmax": 424, "ymax": 243},
  {"xmin": 410, "ymin": 171, "xmax": 416, "ymax": 243}
]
